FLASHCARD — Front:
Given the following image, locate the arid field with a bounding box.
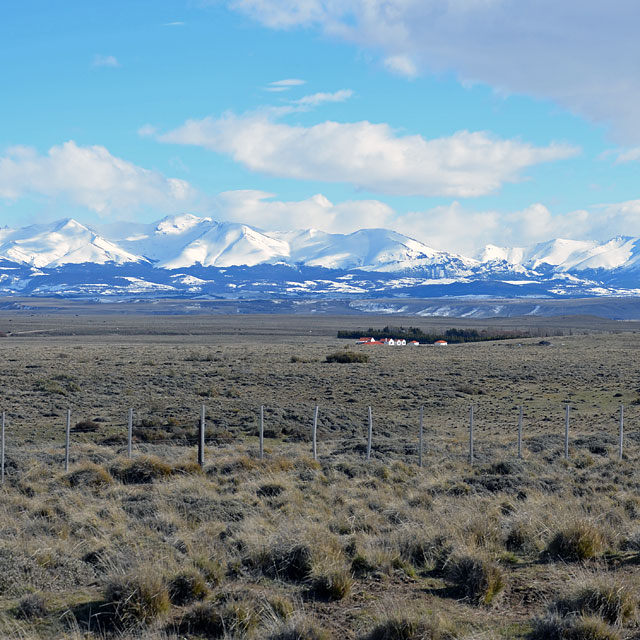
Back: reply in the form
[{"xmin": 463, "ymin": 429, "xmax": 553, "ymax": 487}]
[{"xmin": 2, "ymin": 311, "xmax": 640, "ymax": 639}]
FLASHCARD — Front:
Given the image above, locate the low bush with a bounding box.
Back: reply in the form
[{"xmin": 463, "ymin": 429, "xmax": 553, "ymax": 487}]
[
  {"xmin": 311, "ymin": 567, "xmax": 353, "ymax": 600},
  {"xmin": 15, "ymin": 593, "xmax": 48, "ymax": 619},
  {"xmin": 66, "ymin": 463, "xmax": 113, "ymax": 488},
  {"xmin": 555, "ymin": 581, "xmax": 636, "ymax": 626},
  {"xmin": 248, "ymin": 542, "xmax": 314, "ymax": 582},
  {"xmin": 168, "ymin": 569, "xmax": 209, "ymax": 606},
  {"xmin": 326, "ymin": 351, "xmax": 369, "ymax": 364},
  {"xmin": 529, "ymin": 613, "xmax": 620, "ymax": 640},
  {"xmin": 445, "ymin": 554, "xmax": 505, "ymax": 606},
  {"xmin": 103, "ymin": 572, "xmax": 170, "ymax": 626},
  {"xmin": 365, "ymin": 616, "xmax": 450, "ymax": 640},
  {"xmin": 176, "ymin": 600, "xmax": 258, "ymax": 638},
  {"xmin": 268, "ymin": 618, "xmax": 330, "ymax": 640},
  {"xmin": 546, "ymin": 521, "xmax": 606, "ymax": 561},
  {"xmin": 110, "ymin": 456, "xmax": 173, "ymax": 484}
]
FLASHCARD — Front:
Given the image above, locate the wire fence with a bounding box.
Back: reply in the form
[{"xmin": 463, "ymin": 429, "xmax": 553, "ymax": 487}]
[{"xmin": 0, "ymin": 399, "xmax": 636, "ymax": 485}]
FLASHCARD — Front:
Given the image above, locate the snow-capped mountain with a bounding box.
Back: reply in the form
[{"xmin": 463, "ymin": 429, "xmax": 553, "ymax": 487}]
[
  {"xmin": 0, "ymin": 214, "xmax": 639, "ymax": 303},
  {"xmin": 479, "ymin": 236, "xmax": 640, "ymax": 272},
  {"xmin": 0, "ymin": 218, "xmax": 144, "ymax": 268}
]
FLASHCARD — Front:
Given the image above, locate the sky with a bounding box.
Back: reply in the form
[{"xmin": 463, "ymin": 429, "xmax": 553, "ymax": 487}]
[{"xmin": 1, "ymin": 0, "xmax": 640, "ymax": 256}]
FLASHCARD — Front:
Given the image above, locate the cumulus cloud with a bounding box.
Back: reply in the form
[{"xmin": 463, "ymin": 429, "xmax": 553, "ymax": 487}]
[
  {"xmin": 159, "ymin": 111, "xmax": 578, "ymax": 197},
  {"xmin": 0, "ymin": 141, "xmax": 196, "ymax": 215},
  {"xmin": 216, "ymin": 189, "xmax": 394, "ymax": 232},
  {"xmin": 227, "ymin": 0, "xmax": 640, "ymax": 141},
  {"xmin": 395, "ymin": 200, "xmax": 640, "ymax": 256},
  {"xmin": 92, "ymin": 54, "xmax": 120, "ymax": 68},
  {"xmin": 210, "ymin": 190, "xmax": 640, "ymax": 255}
]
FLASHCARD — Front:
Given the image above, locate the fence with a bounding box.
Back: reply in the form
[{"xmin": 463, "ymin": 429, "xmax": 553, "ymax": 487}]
[{"xmin": 0, "ymin": 400, "xmax": 632, "ymax": 485}]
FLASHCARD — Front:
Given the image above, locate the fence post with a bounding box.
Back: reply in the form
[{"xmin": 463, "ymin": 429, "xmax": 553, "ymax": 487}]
[
  {"xmin": 259, "ymin": 405, "xmax": 264, "ymax": 460},
  {"xmin": 469, "ymin": 405, "xmax": 474, "ymax": 465},
  {"xmin": 1, "ymin": 411, "xmax": 5, "ymax": 485},
  {"xmin": 127, "ymin": 408, "xmax": 133, "ymax": 459},
  {"xmin": 366, "ymin": 406, "xmax": 373, "ymax": 461},
  {"xmin": 198, "ymin": 404, "xmax": 205, "ymax": 469},
  {"xmin": 418, "ymin": 406, "xmax": 424, "ymax": 468},
  {"xmin": 564, "ymin": 404, "xmax": 570, "ymax": 460},
  {"xmin": 312, "ymin": 406, "xmax": 318, "ymax": 461},
  {"xmin": 619, "ymin": 404, "xmax": 624, "ymax": 461},
  {"xmin": 517, "ymin": 405, "xmax": 523, "ymax": 459},
  {"xmin": 65, "ymin": 409, "xmax": 71, "ymax": 472}
]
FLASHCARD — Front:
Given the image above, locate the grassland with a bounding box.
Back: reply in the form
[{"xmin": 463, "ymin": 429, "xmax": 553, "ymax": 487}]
[{"xmin": 1, "ymin": 312, "xmax": 640, "ymax": 639}]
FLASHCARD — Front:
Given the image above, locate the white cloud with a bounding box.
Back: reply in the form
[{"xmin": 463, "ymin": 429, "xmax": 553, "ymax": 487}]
[
  {"xmin": 264, "ymin": 78, "xmax": 306, "ymax": 91},
  {"xmin": 384, "ymin": 55, "xmax": 418, "ymax": 79},
  {"xmin": 159, "ymin": 111, "xmax": 578, "ymax": 197},
  {"xmin": 613, "ymin": 148, "xmax": 640, "ymax": 164},
  {"xmin": 92, "ymin": 54, "xmax": 120, "ymax": 68},
  {"xmin": 217, "ymin": 190, "xmax": 394, "ymax": 232},
  {"xmin": 396, "ymin": 200, "xmax": 640, "ymax": 256},
  {"xmin": 138, "ymin": 124, "xmax": 158, "ymax": 137},
  {"xmin": 163, "ymin": 21, "xmax": 186, "ymax": 26},
  {"xmin": 292, "ymin": 89, "xmax": 353, "ymax": 107},
  {"xmin": 0, "ymin": 141, "xmax": 196, "ymax": 216},
  {"xmin": 227, "ymin": 0, "xmax": 640, "ymax": 141}
]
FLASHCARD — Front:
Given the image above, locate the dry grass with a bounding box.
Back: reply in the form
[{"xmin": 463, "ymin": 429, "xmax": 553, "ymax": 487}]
[{"xmin": 1, "ymin": 324, "xmax": 640, "ymax": 638}]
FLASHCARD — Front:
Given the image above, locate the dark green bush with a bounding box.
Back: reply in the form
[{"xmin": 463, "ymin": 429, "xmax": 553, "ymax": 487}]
[{"xmin": 326, "ymin": 351, "xmax": 369, "ymax": 364}]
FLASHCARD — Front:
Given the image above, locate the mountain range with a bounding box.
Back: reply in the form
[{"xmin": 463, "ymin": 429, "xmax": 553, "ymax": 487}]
[{"xmin": 0, "ymin": 214, "xmax": 638, "ymax": 303}]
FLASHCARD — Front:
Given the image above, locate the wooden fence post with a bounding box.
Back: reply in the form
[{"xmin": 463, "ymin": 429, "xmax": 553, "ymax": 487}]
[
  {"xmin": 418, "ymin": 405, "xmax": 424, "ymax": 468},
  {"xmin": 127, "ymin": 408, "xmax": 133, "ymax": 459},
  {"xmin": 564, "ymin": 405, "xmax": 570, "ymax": 460},
  {"xmin": 366, "ymin": 406, "xmax": 373, "ymax": 461},
  {"xmin": 198, "ymin": 404, "xmax": 205, "ymax": 468},
  {"xmin": 517, "ymin": 405, "xmax": 523, "ymax": 459},
  {"xmin": 65, "ymin": 409, "xmax": 71, "ymax": 472},
  {"xmin": 259, "ymin": 405, "xmax": 264, "ymax": 460},
  {"xmin": 312, "ymin": 406, "xmax": 318, "ymax": 461},
  {"xmin": 619, "ymin": 404, "xmax": 624, "ymax": 461},
  {"xmin": 468, "ymin": 405, "xmax": 474, "ymax": 465},
  {"xmin": 1, "ymin": 411, "xmax": 5, "ymax": 485}
]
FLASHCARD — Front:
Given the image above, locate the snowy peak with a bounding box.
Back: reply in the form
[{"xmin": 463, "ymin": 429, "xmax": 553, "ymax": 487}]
[
  {"xmin": 0, "ymin": 218, "xmax": 144, "ymax": 268},
  {"xmin": 159, "ymin": 222, "xmax": 290, "ymax": 268},
  {"xmin": 154, "ymin": 213, "xmax": 211, "ymax": 235},
  {"xmin": 479, "ymin": 236, "xmax": 640, "ymax": 272}
]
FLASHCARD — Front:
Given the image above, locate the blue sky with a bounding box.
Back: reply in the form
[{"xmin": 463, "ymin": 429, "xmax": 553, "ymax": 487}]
[{"xmin": 1, "ymin": 0, "xmax": 640, "ymax": 255}]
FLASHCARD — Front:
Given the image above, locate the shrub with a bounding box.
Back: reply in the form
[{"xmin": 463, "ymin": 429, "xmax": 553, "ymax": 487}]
[
  {"xmin": 66, "ymin": 463, "xmax": 113, "ymax": 488},
  {"xmin": 505, "ymin": 520, "xmax": 541, "ymax": 554},
  {"xmin": 365, "ymin": 617, "xmax": 448, "ymax": 640},
  {"xmin": 529, "ymin": 613, "xmax": 620, "ymax": 640},
  {"xmin": 325, "ymin": 351, "xmax": 369, "ymax": 364},
  {"xmin": 249, "ymin": 542, "xmax": 314, "ymax": 582},
  {"xmin": 110, "ymin": 456, "xmax": 173, "ymax": 484},
  {"xmin": 555, "ymin": 581, "xmax": 636, "ymax": 626},
  {"xmin": 103, "ymin": 573, "xmax": 170, "ymax": 626},
  {"xmin": 177, "ymin": 600, "xmax": 258, "ymax": 638},
  {"xmin": 546, "ymin": 521, "xmax": 606, "ymax": 561},
  {"xmin": 15, "ymin": 593, "xmax": 48, "ymax": 619},
  {"xmin": 268, "ymin": 618, "xmax": 330, "ymax": 640},
  {"xmin": 168, "ymin": 570, "xmax": 209, "ymax": 606},
  {"xmin": 446, "ymin": 554, "xmax": 505, "ymax": 606},
  {"xmin": 193, "ymin": 555, "xmax": 226, "ymax": 587},
  {"xmin": 311, "ymin": 567, "xmax": 353, "ymax": 600}
]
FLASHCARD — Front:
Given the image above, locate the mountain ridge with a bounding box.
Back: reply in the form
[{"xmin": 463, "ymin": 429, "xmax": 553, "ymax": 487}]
[{"xmin": 0, "ymin": 214, "xmax": 638, "ymax": 302}]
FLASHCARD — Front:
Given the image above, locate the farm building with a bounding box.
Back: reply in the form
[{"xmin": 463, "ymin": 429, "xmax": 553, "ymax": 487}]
[
  {"xmin": 434, "ymin": 339, "xmax": 448, "ymax": 346},
  {"xmin": 409, "ymin": 340, "xmax": 420, "ymax": 345},
  {"xmin": 356, "ymin": 337, "xmax": 376, "ymax": 344}
]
